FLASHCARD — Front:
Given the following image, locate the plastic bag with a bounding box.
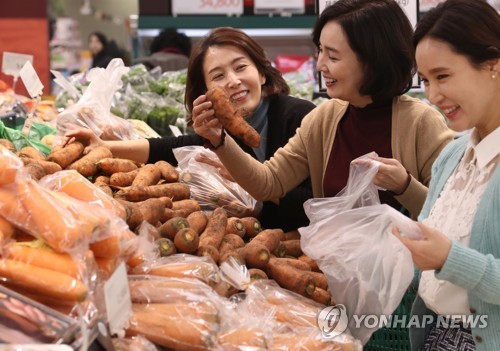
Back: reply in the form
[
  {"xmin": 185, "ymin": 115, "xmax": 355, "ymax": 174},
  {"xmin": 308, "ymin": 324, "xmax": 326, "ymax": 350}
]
[
  {"xmin": 56, "ymin": 59, "xmax": 138, "ymax": 141},
  {"xmin": 173, "ymin": 146, "xmax": 260, "ymax": 217},
  {"xmin": 0, "ymin": 119, "xmax": 53, "ymax": 156},
  {"xmin": 299, "ymin": 153, "xmax": 422, "ymax": 345}
]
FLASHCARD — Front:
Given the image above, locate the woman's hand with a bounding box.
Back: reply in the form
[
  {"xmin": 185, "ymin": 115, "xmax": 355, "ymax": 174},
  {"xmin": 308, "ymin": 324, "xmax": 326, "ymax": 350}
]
[
  {"xmin": 392, "ymin": 222, "xmax": 452, "ymax": 271},
  {"xmin": 192, "ymin": 95, "xmax": 223, "ymax": 147},
  {"xmin": 195, "ymin": 154, "xmax": 235, "ymax": 182},
  {"xmin": 64, "ymin": 128, "xmax": 105, "ymax": 154},
  {"xmin": 371, "ymin": 156, "xmax": 410, "ymax": 194}
]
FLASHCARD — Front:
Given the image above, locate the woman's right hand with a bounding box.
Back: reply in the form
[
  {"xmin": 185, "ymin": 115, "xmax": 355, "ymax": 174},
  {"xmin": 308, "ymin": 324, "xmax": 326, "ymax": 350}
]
[
  {"xmin": 64, "ymin": 128, "xmax": 105, "ymax": 154},
  {"xmin": 192, "ymin": 95, "xmax": 223, "ymax": 147}
]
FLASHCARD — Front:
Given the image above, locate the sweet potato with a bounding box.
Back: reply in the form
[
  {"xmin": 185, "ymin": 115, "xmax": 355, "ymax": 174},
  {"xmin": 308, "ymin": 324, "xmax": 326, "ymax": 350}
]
[
  {"xmin": 225, "ymin": 217, "xmax": 246, "ymax": 237},
  {"xmin": 240, "ymin": 217, "xmax": 262, "ymax": 238},
  {"xmin": 159, "ymin": 217, "xmax": 190, "ymax": 240},
  {"xmin": 97, "ymin": 157, "xmax": 138, "ymax": 175},
  {"xmin": 47, "ymin": 141, "xmax": 84, "ymax": 168},
  {"xmin": 266, "ymin": 258, "xmax": 315, "ymax": 297},
  {"xmin": 186, "ymin": 211, "xmax": 209, "ymax": 234},
  {"xmin": 155, "ymin": 160, "xmax": 179, "ymax": 182},
  {"xmin": 67, "ymin": 146, "xmax": 113, "ymax": 177},
  {"xmin": 282, "ymin": 239, "xmax": 303, "ymax": 257},
  {"xmin": 206, "ymin": 86, "xmax": 260, "ymax": 148},
  {"xmin": 298, "ymin": 255, "xmax": 320, "ymax": 272},
  {"xmin": 125, "ymin": 183, "xmax": 190, "ymax": 202},
  {"xmin": 199, "ymin": 207, "xmax": 227, "ymax": 250},
  {"xmin": 0, "ymin": 258, "xmax": 87, "ymax": 302},
  {"xmin": 132, "ymin": 164, "xmax": 161, "ymax": 187},
  {"xmin": 172, "ymin": 199, "xmax": 201, "ymax": 217},
  {"xmin": 174, "ymin": 228, "xmax": 199, "ymax": 254},
  {"xmin": 17, "ymin": 146, "xmax": 45, "ymax": 161},
  {"xmin": 110, "ymin": 169, "xmax": 140, "ymax": 187}
]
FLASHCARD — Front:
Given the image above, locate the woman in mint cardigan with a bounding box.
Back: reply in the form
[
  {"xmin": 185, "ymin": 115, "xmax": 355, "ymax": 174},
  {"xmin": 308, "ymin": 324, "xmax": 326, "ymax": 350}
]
[{"xmin": 394, "ymin": 1, "xmax": 500, "ymax": 350}]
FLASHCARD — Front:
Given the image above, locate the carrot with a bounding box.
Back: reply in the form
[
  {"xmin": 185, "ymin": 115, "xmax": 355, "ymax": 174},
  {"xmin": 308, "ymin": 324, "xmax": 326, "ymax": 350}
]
[
  {"xmin": 199, "ymin": 207, "xmax": 227, "ymax": 250},
  {"xmin": 0, "ymin": 258, "xmax": 87, "ymax": 302},
  {"xmin": 222, "ymin": 201, "xmax": 253, "ymax": 218},
  {"xmin": 137, "ymin": 198, "xmax": 166, "ymax": 226},
  {"xmin": 17, "ymin": 146, "xmax": 45, "ymax": 161},
  {"xmin": 132, "ymin": 164, "xmax": 161, "ymax": 187},
  {"xmin": 239, "ymin": 243, "xmax": 270, "ymax": 269},
  {"xmin": 155, "ymin": 160, "xmax": 179, "ymax": 182},
  {"xmin": 47, "ymin": 141, "xmax": 84, "ymax": 168},
  {"xmin": 272, "ymin": 257, "xmax": 311, "ymax": 271},
  {"xmin": 266, "ymin": 258, "xmax": 316, "ymax": 297},
  {"xmin": 298, "ymin": 255, "xmax": 320, "ymax": 272},
  {"xmin": 250, "ymin": 229, "xmax": 284, "ymax": 253},
  {"xmin": 304, "ymin": 271, "xmax": 329, "ymax": 291},
  {"xmin": 90, "ymin": 234, "xmax": 127, "ymax": 258},
  {"xmin": 186, "ymin": 211, "xmax": 208, "ymax": 235},
  {"xmin": 282, "ymin": 239, "xmax": 303, "ymax": 258},
  {"xmin": 20, "ymin": 157, "xmax": 62, "ymax": 175},
  {"xmin": 240, "ymin": 217, "xmax": 262, "ymax": 238},
  {"xmin": 0, "ymin": 186, "xmax": 30, "ymax": 226},
  {"xmin": 159, "ymin": 217, "xmax": 190, "ymax": 240},
  {"xmin": 25, "ymin": 162, "xmax": 46, "ymax": 181},
  {"xmin": 0, "ymin": 216, "xmax": 14, "ymax": 244},
  {"xmin": 218, "ymin": 250, "xmax": 245, "ymax": 265},
  {"xmin": 97, "ymin": 157, "xmax": 138, "ymax": 175},
  {"xmin": 128, "ymin": 277, "xmax": 212, "ymax": 303},
  {"xmin": 95, "ymin": 256, "xmax": 119, "ymax": 278},
  {"xmin": 0, "ymin": 146, "xmax": 23, "ymax": 185},
  {"xmin": 157, "ymin": 196, "xmax": 173, "ymax": 209},
  {"xmin": 132, "ymin": 260, "xmax": 218, "ymax": 283},
  {"xmin": 125, "ymin": 183, "xmax": 190, "ymax": 202},
  {"xmin": 174, "ymin": 228, "xmax": 200, "ymax": 254},
  {"xmin": 283, "ymin": 230, "xmax": 301, "ymax": 241},
  {"xmin": 94, "ymin": 175, "xmax": 110, "ymax": 184},
  {"xmin": 196, "ymin": 245, "xmax": 220, "ymax": 264},
  {"xmin": 0, "ymin": 139, "xmax": 15, "ymax": 152},
  {"xmin": 110, "ymin": 168, "xmax": 139, "ymax": 187},
  {"xmin": 206, "ymin": 86, "xmax": 260, "ymax": 148},
  {"xmin": 218, "ymin": 327, "xmax": 266, "ymax": 348},
  {"xmin": 225, "ymin": 217, "xmax": 246, "ymax": 237},
  {"xmin": 17, "ymin": 180, "xmax": 90, "ymax": 252},
  {"xmin": 95, "ymin": 183, "xmax": 113, "ymax": 197},
  {"xmin": 171, "ymin": 199, "xmax": 201, "ymax": 217},
  {"xmin": 67, "ymin": 146, "xmax": 113, "ymax": 177},
  {"xmin": 219, "ymin": 234, "xmax": 245, "ymax": 255},
  {"xmin": 311, "ymin": 287, "xmax": 332, "ymax": 306},
  {"xmin": 157, "ymin": 237, "xmax": 177, "ymax": 257},
  {"xmin": 126, "ymin": 303, "xmax": 218, "ymax": 351},
  {"xmin": 213, "ymin": 280, "xmax": 239, "ymax": 298},
  {"xmin": 273, "ymin": 242, "xmax": 286, "ymax": 258},
  {"xmin": 3, "ymin": 242, "xmax": 82, "ymax": 279},
  {"xmin": 248, "ymin": 268, "xmax": 268, "ymax": 281}
]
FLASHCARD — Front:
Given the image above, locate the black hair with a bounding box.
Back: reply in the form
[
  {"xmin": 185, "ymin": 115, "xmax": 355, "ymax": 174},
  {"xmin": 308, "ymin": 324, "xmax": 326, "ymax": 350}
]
[{"xmin": 149, "ymin": 28, "xmax": 192, "ymax": 57}]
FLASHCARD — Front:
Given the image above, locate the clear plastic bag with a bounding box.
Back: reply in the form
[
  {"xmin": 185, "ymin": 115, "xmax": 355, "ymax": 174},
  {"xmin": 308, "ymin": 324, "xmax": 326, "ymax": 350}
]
[
  {"xmin": 56, "ymin": 59, "xmax": 138, "ymax": 141},
  {"xmin": 299, "ymin": 153, "xmax": 422, "ymax": 345},
  {"xmin": 173, "ymin": 146, "xmax": 260, "ymax": 217}
]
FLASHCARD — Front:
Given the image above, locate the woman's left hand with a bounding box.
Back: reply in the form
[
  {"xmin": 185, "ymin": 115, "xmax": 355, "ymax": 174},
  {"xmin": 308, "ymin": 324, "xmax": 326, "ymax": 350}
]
[
  {"xmin": 392, "ymin": 222, "xmax": 452, "ymax": 271},
  {"xmin": 371, "ymin": 156, "xmax": 410, "ymax": 194}
]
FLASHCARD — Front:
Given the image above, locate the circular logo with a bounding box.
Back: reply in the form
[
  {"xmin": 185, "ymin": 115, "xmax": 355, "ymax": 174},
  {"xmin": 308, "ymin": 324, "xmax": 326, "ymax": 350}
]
[{"xmin": 317, "ymin": 304, "xmax": 349, "ymax": 339}]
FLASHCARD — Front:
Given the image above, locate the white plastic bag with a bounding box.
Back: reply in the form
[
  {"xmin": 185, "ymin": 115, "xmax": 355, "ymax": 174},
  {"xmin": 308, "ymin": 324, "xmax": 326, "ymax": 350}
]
[
  {"xmin": 173, "ymin": 146, "xmax": 260, "ymax": 217},
  {"xmin": 299, "ymin": 153, "xmax": 421, "ymax": 345}
]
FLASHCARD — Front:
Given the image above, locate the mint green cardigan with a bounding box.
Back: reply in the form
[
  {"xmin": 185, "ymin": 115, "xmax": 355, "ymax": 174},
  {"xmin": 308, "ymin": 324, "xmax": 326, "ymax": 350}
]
[{"xmin": 411, "ymin": 136, "xmax": 500, "ymax": 351}]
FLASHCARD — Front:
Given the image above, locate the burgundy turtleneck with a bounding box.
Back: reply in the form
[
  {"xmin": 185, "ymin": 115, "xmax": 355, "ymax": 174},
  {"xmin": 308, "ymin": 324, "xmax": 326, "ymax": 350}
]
[{"xmin": 323, "ymin": 100, "xmax": 405, "ymax": 212}]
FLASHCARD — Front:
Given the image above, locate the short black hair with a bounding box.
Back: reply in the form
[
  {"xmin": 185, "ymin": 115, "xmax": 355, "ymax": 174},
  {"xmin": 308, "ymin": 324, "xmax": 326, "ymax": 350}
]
[
  {"xmin": 413, "ymin": 0, "xmax": 500, "ymax": 68},
  {"xmin": 150, "ymin": 28, "xmax": 192, "ymax": 57},
  {"xmin": 313, "ymin": 0, "xmax": 415, "ymax": 101}
]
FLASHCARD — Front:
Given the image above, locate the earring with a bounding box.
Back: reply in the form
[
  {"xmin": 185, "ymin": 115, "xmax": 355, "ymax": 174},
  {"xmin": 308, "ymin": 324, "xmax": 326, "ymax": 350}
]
[{"xmin": 492, "ymin": 69, "xmax": 498, "ymax": 79}]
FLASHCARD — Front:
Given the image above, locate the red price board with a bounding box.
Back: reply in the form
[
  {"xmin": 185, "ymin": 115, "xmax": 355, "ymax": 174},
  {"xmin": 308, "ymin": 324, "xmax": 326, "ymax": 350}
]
[{"xmin": 172, "ymin": 0, "xmax": 244, "ymax": 15}]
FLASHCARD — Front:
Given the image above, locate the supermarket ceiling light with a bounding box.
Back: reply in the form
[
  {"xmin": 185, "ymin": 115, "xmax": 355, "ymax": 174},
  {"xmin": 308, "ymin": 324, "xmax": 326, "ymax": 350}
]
[{"xmin": 80, "ymin": 0, "xmax": 92, "ymax": 15}]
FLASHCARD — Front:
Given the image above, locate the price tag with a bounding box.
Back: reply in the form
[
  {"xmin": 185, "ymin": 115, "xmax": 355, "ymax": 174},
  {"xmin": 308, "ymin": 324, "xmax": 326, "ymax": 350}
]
[
  {"xmin": 2, "ymin": 52, "xmax": 33, "ymax": 78},
  {"xmin": 172, "ymin": 0, "xmax": 243, "ymax": 15},
  {"xmin": 169, "ymin": 124, "xmax": 183, "ymax": 137},
  {"xmin": 254, "ymin": 0, "xmax": 304, "ymax": 14},
  {"xmin": 104, "ymin": 262, "xmax": 132, "ymax": 336},
  {"xmin": 19, "ymin": 61, "xmax": 44, "ymax": 99}
]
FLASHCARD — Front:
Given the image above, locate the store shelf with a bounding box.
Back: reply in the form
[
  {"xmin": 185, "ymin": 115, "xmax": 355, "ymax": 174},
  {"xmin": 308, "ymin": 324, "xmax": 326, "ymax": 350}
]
[{"xmin": 138, "ymin": 15, "xmax": 317, "ymax": 29}]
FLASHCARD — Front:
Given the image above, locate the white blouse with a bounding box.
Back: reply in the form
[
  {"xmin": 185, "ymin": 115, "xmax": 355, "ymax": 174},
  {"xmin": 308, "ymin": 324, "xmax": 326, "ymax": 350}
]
[{"xmin": 419, "ymin": 127, "xmax": 500, "ymax": 317}]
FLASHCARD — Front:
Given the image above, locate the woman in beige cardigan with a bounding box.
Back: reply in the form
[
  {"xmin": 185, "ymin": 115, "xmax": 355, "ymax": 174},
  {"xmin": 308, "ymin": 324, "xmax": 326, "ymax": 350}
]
[{"xmin": 192, "ymin": 0, "xmax": 453, "ymax": 218}]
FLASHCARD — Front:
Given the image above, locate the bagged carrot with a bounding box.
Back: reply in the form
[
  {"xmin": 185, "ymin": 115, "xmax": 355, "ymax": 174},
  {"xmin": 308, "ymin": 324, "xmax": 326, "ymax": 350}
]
[{"xmin": 0, "ymin": 145, "xmax": 23, "ymax": 186}]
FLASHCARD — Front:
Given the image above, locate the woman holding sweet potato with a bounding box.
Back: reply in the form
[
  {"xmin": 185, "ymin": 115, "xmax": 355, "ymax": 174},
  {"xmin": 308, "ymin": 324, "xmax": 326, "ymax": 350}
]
[
  {"xmin": 65, "ymin": 27, "xmax": 316, "ymax": 231},
  {"xmin": 193, "ymin": 0, "xmax": 453, "ymax": 219}
]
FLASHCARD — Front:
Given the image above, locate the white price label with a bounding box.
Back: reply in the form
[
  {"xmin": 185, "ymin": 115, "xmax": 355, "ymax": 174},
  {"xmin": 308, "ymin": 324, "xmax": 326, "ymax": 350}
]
[
  {"xmin": 172, "ymin": 0, "xmax": 243, "ymax": 15},
  {"xmin": 104, "ymin": 262, "xmax": 132, "ymax": 336},
  {"xmin": 169, "ymin": 125, "xmax": 183, "ymax": 137},
  {"xmin": 19, "ymin": 61, "xmax": 44, "ymax": 98},
  {"xmin": 254, "ymin": 0, "xmax": 304, "ymax": 13},
  {"xmin": 2, "ymin": 52, "xmax": 33, "ymax": 78}
]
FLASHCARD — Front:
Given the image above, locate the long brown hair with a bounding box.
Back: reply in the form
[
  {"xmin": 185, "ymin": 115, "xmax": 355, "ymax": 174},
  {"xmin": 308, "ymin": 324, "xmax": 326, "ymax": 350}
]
[{"xmin": 184, "ymin": 27, "xmax": 289, "ymax": 113}]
